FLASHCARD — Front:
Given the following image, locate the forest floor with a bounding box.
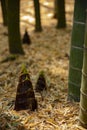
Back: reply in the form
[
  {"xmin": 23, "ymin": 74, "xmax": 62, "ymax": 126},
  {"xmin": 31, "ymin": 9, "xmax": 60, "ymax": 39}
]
[{"xmin": 0, "ymin": 0, "xmax": 85, "ymax": 130}]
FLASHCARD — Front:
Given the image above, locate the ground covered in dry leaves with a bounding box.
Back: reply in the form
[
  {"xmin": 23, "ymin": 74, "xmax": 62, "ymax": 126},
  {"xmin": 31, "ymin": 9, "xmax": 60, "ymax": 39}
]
[{"xmin": 0, "ymin": 0, "xmax": 85, "ymax": 130}]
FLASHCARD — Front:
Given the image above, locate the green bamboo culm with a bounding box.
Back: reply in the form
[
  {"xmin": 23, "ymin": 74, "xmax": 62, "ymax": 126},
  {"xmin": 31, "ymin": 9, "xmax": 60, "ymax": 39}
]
[
  {"xmin": 33, "ymin": 0, "xmax": 42, "ymax": 32},
  {"xmin": 56, "ymin": 0, "xmax": 66, "ymax": 28},
  {"xmin": 68, "ymin": 0, "xmax": 87, "ymax": 102},
  {"xmin": 53, "ymin": 0, "xmax": 57, "ymax": 18},
  {"xmin": 79, "ymin": 10, "xmax": 87, "ymax": 129},
  {"xmin": 7, "ymin": 0, "xmax": 24, "ymax": 54},
  {"xmin": 1, "ymin": 0, "xmax": 7, "ymax": 26}
]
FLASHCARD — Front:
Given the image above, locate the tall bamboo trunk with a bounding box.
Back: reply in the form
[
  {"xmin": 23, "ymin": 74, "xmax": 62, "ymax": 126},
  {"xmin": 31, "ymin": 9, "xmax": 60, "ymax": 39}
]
[
  {"xmin": 1, "ymin": 0, "xmax": 7, "ymax": 26},
  {"xmin": 56, "ymin": 0, "xmax": 66, "ymax": 28},
  {"xmin": 68, "ymin": 0, "xmax": 87, "ymax": 101},
  {"xmin": 7, "ymin": 0, "xmax": 24, "ymax": 54},
  {"xmin": 53, "ymin": 0, "xmax": 57, "ymax": 18},
  {"xmin": 33, "ymin": 0, "xmax": 42, "ymax": 32},
  {"xmin": 79, "ymin": 10, "xmax": 87, "ymax": 129}
]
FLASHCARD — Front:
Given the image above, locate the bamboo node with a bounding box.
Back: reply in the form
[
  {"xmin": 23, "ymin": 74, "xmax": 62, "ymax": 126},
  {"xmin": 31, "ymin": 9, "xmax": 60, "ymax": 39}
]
[
  {"xmin": 80, "ymin": 104, "xmax": 87, "ymax": 113},
  {"xmin": 71, "ymin": 45, "xmax": 84, "ymax": 50},
  {"xmin": 80, "ymin": 89, "xmax": 87, "ymax": 98},
  {"xmin": 69, "ymin": 80, "xmax": 80, "ymax": 88},
  {"xmin": 74, "ymin": 21, "xmax": 85, "ymax": 25},
  {"xmin": 70, "ymin": 65, "xmax": 82, "ymax": 72}
]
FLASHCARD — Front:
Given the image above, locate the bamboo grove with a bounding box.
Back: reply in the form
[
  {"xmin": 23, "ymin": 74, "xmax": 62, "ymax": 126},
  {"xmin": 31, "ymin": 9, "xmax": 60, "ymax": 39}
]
[{"xmin": 1, "ymin": 0, "xmax": 87, "ymax": 129}]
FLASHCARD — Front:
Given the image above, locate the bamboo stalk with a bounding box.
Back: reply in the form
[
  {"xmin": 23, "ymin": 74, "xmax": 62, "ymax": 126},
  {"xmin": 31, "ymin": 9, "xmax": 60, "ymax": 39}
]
[
  {"xmin": 7, "ymin": 0, "xmax": 24, "ymax": 54},
  {"xmin": 56, "ymin": 0, "xmax": 66, "ymax": 28},
  {"xmin": 68, "ymin": 0, "xmax": 87, "ymax": 101},
  {"xmin": 79, "ymin": 9, "xmax": 87, "ymax": 129},
  {"xmin": 33, "ymin": 0, "xmax": 42, "ymax": 32},
  {"xmin": 1, "ymin": 0, "xmax": 7, "ymax": 26}
]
